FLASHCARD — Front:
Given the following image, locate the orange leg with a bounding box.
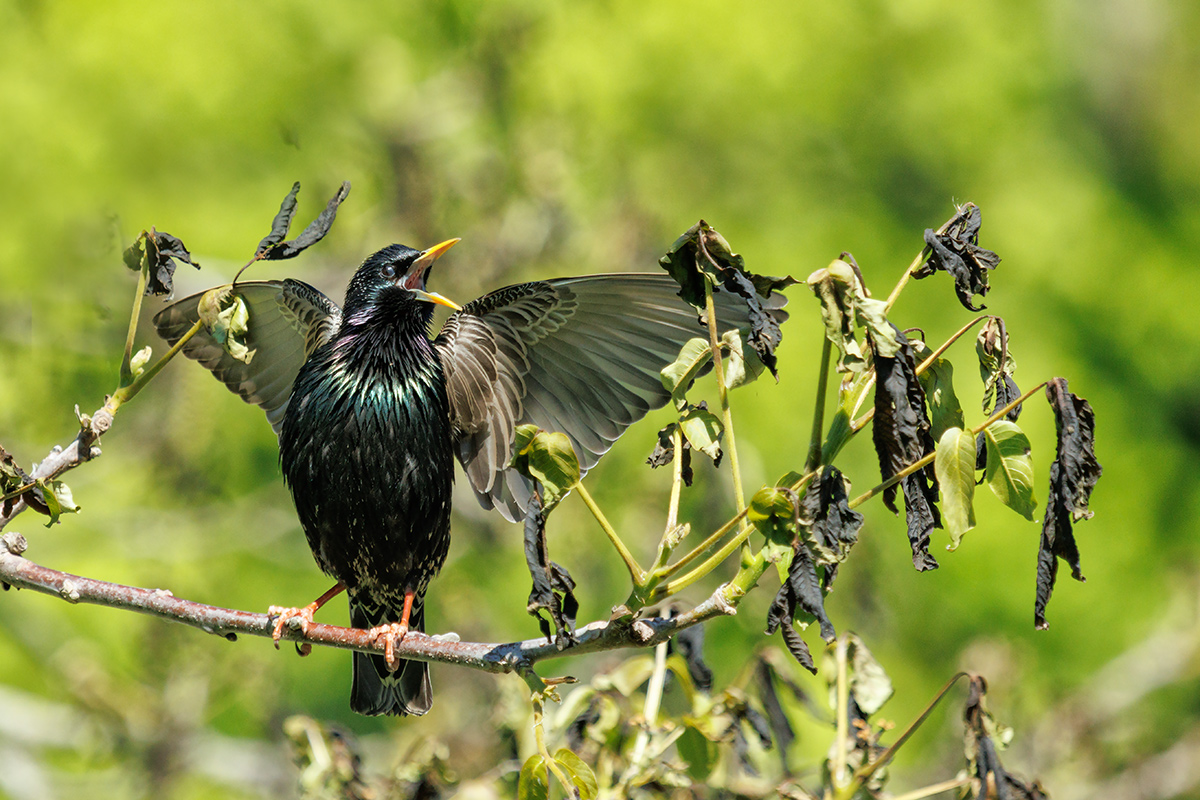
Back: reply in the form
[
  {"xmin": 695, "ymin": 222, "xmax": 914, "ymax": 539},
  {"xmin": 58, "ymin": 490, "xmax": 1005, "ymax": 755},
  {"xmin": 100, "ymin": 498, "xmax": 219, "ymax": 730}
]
[
  {"xmin": 269, "ymin": 582, "xmax": 346, "ymax": 647},
  {"xmin": 364, "ymin": 587, "xmax": 417, "ymax": 672}
]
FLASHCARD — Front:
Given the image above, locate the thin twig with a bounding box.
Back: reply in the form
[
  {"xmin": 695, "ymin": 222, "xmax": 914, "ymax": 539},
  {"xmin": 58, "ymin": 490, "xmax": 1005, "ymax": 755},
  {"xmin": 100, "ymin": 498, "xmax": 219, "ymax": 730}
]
[{"xmin": 0, "ymin": 548, "xmax": 737, "ymax": 675}]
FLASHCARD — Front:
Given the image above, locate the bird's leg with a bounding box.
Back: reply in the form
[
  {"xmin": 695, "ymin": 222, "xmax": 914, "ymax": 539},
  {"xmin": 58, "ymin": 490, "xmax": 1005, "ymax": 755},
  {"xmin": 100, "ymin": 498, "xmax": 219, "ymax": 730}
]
[
  {"xmin": 269, "ymin": 582, "xmax": 346, "ymax": 647},
  {"xmin": 365, "ymin": 586, "xmax": 416, "ymax": 672}
]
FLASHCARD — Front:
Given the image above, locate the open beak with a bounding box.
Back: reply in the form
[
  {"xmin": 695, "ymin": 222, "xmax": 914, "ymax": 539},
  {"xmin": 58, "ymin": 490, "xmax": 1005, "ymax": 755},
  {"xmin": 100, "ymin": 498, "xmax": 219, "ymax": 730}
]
[{"xmin": 409, "ymin": 238, "xmax": 462, "ymax": 311}]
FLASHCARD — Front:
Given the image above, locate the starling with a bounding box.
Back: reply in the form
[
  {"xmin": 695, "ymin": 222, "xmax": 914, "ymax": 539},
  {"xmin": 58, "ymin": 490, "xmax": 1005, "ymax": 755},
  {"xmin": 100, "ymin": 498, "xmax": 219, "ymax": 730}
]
[{"xmin": 154, "ymin": 240, "xmax": 783, "ymax": 716}]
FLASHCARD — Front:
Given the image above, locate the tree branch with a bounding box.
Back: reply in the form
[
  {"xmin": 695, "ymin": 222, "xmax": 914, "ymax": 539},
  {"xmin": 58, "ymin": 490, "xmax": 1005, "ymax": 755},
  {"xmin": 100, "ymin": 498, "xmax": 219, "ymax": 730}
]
[
  {"xmin": 0, "ymin": 403, "xmax": 114, "ymax": 531},
  {"xmin": 0, "ymin": 540, "xmax": 738, "ymax": 677}
]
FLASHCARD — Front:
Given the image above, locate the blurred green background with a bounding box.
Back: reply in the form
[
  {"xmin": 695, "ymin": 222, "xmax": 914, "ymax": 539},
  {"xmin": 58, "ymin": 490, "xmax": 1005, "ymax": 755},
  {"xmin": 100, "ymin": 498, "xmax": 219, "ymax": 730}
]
[{"xmin": 1, "ymin": 0, "xmax": 1197, "ymax": 797}]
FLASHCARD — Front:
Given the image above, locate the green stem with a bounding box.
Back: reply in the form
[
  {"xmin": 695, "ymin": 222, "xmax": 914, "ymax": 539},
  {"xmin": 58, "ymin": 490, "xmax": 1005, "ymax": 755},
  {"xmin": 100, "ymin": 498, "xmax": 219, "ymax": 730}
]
[
  {"xmin": 118, "ymin": 247, "xmax": 151, "ymax": 387},
  {"xmin": 574, "ymin": 482, "xmax": 645, "ymax": 586},
  {"xmin": 110, "ymin": 319, "xmax": 204, "ymax": 409},
  {"xmin": 702, "ymin": 279, "xmax": 746, "ymax": 516},
  {"xmin": 805, "ymin": 336, "xmax": 833, "ymax": 473},
  {"xmin": 847, "ymin": 380, "xmax": 1048, "ymax": 511},
  {"xmin": 651, "ymin": 426, "xmax": 686, "ymax": 574},
  {"xmin": 832, "ymin": 672, "xmax": 970, "ymax": 800},
  {"xmin": 530, "ymin": 691, "xmax": 573, "ymax": 798}
]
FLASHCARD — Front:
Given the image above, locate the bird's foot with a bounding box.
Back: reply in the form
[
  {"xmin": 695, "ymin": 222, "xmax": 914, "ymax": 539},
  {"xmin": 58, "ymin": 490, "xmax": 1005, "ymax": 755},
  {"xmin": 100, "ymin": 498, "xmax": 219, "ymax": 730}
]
[
  {"xmin": 366, "ymin": 622, "xmax": 410, "ymax": 672},
  {"xmin": 268, "ymin": 602, "xmax": 320, "ymax": 648}
]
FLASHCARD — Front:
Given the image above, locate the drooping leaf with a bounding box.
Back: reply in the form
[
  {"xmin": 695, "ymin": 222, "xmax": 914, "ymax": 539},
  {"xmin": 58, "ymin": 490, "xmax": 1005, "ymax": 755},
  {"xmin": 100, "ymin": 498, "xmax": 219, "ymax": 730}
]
[
  {"xmin": 553, "ymin": 749, "xmax": 598, "ymax": 800},
  {"xmin": 197, "ymin": 285, "xmax": 256, "ymax": 364},
  {"xmin": 871, "ymin": 325, "xmax": 941, "ymax": 570},
  {"xmin": 799, "ymin": 466, "xmax": 863, "ymax": 588},
  {"xmin": 976, "ymin": 317, "xmax": 1020, "ymax": 417},
  {"xmin": 510, "ymin": 424, "xmax": 581, "ymax": 511},
  {"xmin": 983, "ymin": 421, "xmax": 1037, "ymax": 521},
  {"xmin": 913, "ymin": 341, "xmax": 965, "ymax": 442},
  {"xmin": 1036, "ymin": 379, "xmax": 1101, "ymax": 629},
  {"xmin": 124, "ymin": 229, "xmax": 200, "ymax": 296},
  {"xmin": 646, "ymin": 423, "xmax": 693, "ymax": 487},
  {"xmin": 256, "ymin": 181, "xmax": 301, "ymax": 255},
  {"xmin": 523, "ymin": 489, "xmax": 578, "ymax": 648},
  {"xmin": 962, "ymin": 675, "xmax": 1046, "ymax": 798},
  {"xmin": 678, "ymin": 403, "xmax": 723, "ymax": 464},
  {"xmin": 721, "ymin": 328, "xmax": 766, "ymax": 389},
  {"xmin": 807, "ymin": 258, "xmax": 901, "ymax": 374},
  {"xmin": 660, "ymin": 337, "xmax": 712, "ymax": 400},
  {"xmin": 517, "ymin": 754, "xmax": 550, "ymax": 800},
  {"xmin": 934, "ymin": 427, "xmax": 977, "ymax": 549},
  {"xmin": 766, "ymin": 539, "xmax": 836, "ymax": 674},
  {"xmin": 659, "ymin": 220, "xmax": 793, "ymax": 376},
  {"xmin": 914, "ymin": 203, "xmax": 1000, "ymax": 311},
  {"xmin": 257, "ymin": 181, "xmax": 351, "ymax": 261}
]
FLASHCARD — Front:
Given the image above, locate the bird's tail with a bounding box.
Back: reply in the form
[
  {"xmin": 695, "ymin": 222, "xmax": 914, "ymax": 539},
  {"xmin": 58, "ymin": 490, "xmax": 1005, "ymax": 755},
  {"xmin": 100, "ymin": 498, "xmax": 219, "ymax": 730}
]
[{"xmin": 349, "ymin": 593, "xmax": 432, "ymax": 716}]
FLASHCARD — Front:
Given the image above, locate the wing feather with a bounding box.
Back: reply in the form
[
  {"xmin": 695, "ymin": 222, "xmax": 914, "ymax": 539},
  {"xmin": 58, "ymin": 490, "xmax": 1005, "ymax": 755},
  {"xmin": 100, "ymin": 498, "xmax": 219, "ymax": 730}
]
[
  {"xmin": 434, "ymin": 273, "xmax": 784, "ymax": 521},
  {"xmin": 152, "ymin": 279, "xmax": 341, "ymax": 435}
]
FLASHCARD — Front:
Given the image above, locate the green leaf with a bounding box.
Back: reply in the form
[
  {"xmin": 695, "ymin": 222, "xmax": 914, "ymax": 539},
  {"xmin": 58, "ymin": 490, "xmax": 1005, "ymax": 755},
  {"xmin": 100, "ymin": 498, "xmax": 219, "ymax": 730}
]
[
  {"xmin": 915, "ymin": 345, "xmax": 965, "ymax": 441},
  {"xmin": 720, "ymin": 329, "xmax": 765, "ymax": 389},
  {"xmin": 678, "ymin": 405, "xmax": 723, "ymax": 463},
  {"xmin": 553, "ymin": 749, "xmax": 598, "ymax": 800},
  {"xmin": 35, "ymin": 478, "xmax": 79, "ymax": 527},
  {"xmin": 517, "ymin": 754, "xmax": 550, "ymax": 800},
  {"xmin": 677, "ymin": 726, "xmax": 718, "ymax": 780},
  {"xmin": 984, "ymin": 421, "xmax": 1037, "ymax": 520},
  {"xmin": 749, "ymin": 485, "xmax": 797, "ymax": 580},
  {"xmin": 660, "ymin": 337, "xmax": 712, "ymax": 400},
  {"xmin": 509, "ymin": 424, "xmax": 582, "ymax": 511},
  {"xmin": 934, "ymin": 427, "xmax": 977, "ymax": 549}
]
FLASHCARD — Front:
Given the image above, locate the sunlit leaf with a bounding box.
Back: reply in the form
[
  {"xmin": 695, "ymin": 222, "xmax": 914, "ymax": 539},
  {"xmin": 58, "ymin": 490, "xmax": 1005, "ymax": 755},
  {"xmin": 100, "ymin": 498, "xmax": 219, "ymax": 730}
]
[
  {"xmin": 660, "ymin": 338, "xmax": 712, "ymax": 399},
  {"xmin": 197, "ymin": 285, "xmax": 256, "ymax": 364},
  {"xmin": 553, "ymin": 749, "xmax": 598, "ymax": 800},
  {"xmin": 510, "ymin": 424, "xmax": 582, "ymax": 511},
  {"xmin": 517, "ymin": 754, "xmax": 550, "ymax": 800},
  {"xmin": 679, "ymin": 404, "xmax": 723, "ymax": 463},
  {"xmin": 983, "ymin": 421, "xmax": 1037, "ymax": 521},
  {"xmin": 914, "ymin": 342, "xmax": 965, "ymax": 442},
  {"xmin": 935, "ymin": 427, "xmax": 977, "ymax": 549}
]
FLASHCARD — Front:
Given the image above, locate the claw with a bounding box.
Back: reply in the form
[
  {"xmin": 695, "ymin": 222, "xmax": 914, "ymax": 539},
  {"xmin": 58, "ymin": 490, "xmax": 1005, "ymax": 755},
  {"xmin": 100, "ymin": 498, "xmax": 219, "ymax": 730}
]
[
  {"xmin": 267, "ymin": 582, "xmax": 346, "ymax": 650},
  {"xmin": 269, "ymin": 603, "xmax": 317, "ymax": 647},
  {"xmin": 365, "ymin": 621, "xmax": 409, "ymax": 671}
]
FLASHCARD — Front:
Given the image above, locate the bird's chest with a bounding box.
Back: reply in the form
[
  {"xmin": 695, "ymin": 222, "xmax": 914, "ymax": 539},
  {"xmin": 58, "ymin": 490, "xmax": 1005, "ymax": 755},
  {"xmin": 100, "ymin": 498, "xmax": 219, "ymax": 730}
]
[{"xmin": 280, "ymin": 350, "xmax": 455, "ymax": 593}]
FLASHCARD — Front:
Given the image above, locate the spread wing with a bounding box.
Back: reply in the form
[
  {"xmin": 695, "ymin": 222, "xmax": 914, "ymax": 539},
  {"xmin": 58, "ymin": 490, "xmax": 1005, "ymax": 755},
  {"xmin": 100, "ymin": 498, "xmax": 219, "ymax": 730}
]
[
  {"xmin": 152, "ymin": 280, "xmax": 342, "ymax": 434},
  {"xmin": 434, "ymin": 273, "xmax": 782, "ymax": 521}
]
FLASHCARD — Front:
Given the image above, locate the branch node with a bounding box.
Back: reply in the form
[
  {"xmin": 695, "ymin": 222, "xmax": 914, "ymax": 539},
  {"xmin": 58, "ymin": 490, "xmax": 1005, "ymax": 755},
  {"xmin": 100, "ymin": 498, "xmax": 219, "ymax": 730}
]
[
  {"xmin": 632, "ymin": 620, "xmax": 655, "ymax": 643},
  {"xmin": 2, "ymin": 532, "xmax": 27, "ymax": 556},
  {"xmin": 89, "ymin": 446, "xmax": 102, "ymax": 460},
  {"xmin": 711, "ymin": 584, "xmax": 738, "ymax": 616},
  {"xmin": 59, "ymin": 579, "xmax": 81, "ymax": 603},
  {"xmin": 152, "ymin": 588, "xmax": 174, "ymax": 599}
]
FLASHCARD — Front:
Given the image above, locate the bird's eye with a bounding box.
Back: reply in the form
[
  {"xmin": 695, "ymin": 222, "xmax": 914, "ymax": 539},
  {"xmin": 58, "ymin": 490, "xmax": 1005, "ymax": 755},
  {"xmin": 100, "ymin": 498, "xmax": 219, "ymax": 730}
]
[{"xmin": 381, "ymin": 263, "xmax": 396, "ymax": 279}]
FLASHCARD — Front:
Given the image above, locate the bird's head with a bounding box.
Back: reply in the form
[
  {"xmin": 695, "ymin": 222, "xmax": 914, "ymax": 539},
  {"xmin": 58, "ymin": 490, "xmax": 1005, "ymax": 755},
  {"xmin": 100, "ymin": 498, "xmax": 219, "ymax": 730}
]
[{"xmin": 343, "ymin": 239, "xmax": 462, "ymax": 323}]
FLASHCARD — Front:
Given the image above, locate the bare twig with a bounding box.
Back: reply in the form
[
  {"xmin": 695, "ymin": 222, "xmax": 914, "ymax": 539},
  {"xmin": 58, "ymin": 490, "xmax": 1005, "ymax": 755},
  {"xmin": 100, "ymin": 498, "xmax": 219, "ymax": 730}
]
[{"xmin": 0, "ymin": 547, "xmax": 738, "ymax": 676}]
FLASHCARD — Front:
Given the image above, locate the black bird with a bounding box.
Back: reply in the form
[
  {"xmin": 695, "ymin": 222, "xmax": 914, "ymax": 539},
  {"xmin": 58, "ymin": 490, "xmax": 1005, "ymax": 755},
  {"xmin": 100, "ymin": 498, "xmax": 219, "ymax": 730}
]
[{"xmin": 154, "ymin": 240, "xmax": 778, "ymax": 716}]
